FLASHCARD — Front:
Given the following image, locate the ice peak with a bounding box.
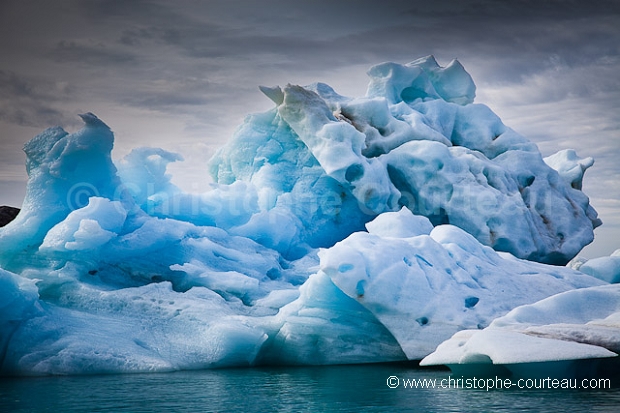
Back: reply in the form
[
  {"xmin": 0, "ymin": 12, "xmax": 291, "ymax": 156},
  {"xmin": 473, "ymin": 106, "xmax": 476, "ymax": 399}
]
[
  {"xmin": 78, "ymin": 112, "xmax": 109, "ymax": 128},
  {"xmin": 259, "ymin": 85, "xmax": 284, "ymax": 105},
  {"xmin": 366, "ymin": 56, "xmax": 475, "ymax": 105}
]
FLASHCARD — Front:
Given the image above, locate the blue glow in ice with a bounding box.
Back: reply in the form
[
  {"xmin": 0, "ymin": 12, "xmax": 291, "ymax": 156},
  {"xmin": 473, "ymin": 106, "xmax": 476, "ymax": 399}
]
[{"xmin": 0, "ymin": 57, "xmax": 614, "ymax": 377}]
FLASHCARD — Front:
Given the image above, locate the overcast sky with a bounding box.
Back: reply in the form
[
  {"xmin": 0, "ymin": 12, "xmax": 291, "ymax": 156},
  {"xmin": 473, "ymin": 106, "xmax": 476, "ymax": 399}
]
[{"xmin": 1, "ymin": 0, "xmax": 619, "ymax": 258}]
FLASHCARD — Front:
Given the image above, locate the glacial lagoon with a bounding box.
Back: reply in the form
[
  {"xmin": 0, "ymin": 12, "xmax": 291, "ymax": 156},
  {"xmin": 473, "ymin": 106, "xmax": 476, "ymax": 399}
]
[{"xmin": 1, "ymin": 364, "xmax": 619, "ymax": 412}]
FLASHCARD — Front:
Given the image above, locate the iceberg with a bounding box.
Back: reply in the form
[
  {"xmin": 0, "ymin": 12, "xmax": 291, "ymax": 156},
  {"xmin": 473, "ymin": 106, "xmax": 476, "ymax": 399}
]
[
  {"xmin": 211, "ymin": 55, "xmax": 600, "ymax": 265},
  {"xmin": 321, "ymin": 207, "xmax": 603, "ymax": 360},
  {"xmin": 421, "ymin": 284, "xmax": 620, "ymax": 378},
  {"xmin": 0, "ymin": 56, "xmax": 610, "ymax": 376},
  {"xmin": 569, "ymin": 250, "xmax": 620, "ymax": 284}
]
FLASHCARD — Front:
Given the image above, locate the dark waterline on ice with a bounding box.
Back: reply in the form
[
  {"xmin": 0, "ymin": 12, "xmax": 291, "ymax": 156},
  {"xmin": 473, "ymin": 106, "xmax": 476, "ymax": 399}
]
[{"xmin": 1, "ymin": 364, "xmax": 619, "ymax": 412}]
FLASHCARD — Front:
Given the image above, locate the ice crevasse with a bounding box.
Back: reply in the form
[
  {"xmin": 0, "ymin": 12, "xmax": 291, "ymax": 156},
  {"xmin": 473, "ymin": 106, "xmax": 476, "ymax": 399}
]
[{"xmin": 0, "ymin": 56, "xmax": 615, "ymax": 377}]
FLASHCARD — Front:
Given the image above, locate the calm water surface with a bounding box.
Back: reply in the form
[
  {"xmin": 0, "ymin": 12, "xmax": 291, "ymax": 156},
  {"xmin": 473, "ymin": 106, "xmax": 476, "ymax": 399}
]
[{"xmin": 1, "ymin": 364, "xmax": 619, "ymax": 412}]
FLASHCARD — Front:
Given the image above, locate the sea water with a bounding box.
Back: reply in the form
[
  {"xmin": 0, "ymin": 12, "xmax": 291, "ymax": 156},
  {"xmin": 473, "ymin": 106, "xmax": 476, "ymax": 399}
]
[{"xmin": 1, "ymin": 364, "xmax": 618, "ymax": 412}]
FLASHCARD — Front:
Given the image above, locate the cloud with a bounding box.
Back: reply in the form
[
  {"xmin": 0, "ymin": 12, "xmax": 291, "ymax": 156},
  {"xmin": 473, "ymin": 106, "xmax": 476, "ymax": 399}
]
[
  {"xmin": 0, "ymin": 70, "xmax": 78, "ymax": 128},
  {"xmin": 50, "ymin": 40, "xmax": 136, "ymax": 66}
]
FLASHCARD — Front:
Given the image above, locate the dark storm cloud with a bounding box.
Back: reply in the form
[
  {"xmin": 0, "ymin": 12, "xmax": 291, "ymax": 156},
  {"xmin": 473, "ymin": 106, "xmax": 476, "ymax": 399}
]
[
  {"xmin": 8, "ymin": 0, "xmax": 614, "ymax": 109},
  {"xmin": 50, "ymin": 40, "xmax": 136, "ymax": 66},
  {"xmin": 119, "ymin": 76, "xmax": 212, "ymax": 112},
  {"xmin": 0, "ymin": 70, "xmax": 76, "ymax": 128},
  {"xmin": 1, "ymin": 0, "xmax": 618, "ymax": 135}
]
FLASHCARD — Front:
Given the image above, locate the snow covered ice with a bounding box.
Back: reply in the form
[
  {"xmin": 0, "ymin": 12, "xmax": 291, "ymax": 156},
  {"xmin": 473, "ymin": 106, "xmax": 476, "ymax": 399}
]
[
  {"xmin": 421, "ymin": 283, "xmax": 620, "ymax": 378},
  {"xmin": 211, "ymin": 56, "xmax": 601, "ymax": 264},
  {"xmin": 321, "ymin": 207, "xmax": 603, "ymax": 361},
  {"xmin": 0, "ymin": 56, "xmax": 616, "ymax": 377},
  {"xmin": 569, "ymin": 249, "xmax": 620, "ymax": 284}
]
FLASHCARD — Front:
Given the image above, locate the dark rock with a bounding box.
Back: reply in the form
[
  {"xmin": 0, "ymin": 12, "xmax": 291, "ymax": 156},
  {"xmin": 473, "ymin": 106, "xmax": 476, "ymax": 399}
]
[{"xmin": 0, "ymin": 206, "xmax": 20, "ymax": 227}]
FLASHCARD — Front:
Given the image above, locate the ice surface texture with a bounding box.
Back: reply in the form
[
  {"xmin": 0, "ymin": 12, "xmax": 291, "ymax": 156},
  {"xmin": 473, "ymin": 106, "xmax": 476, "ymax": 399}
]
[
  {"xmin": 421, "ymin": 283, "xmax": 620, "ymax": 378},
  {"xmin": 0, "ymin": 57, "xmax": 611, "ymax": 376},
  {"xmin": 569, "ymin": 249, "xmax": 620, "ymax": 284},
  {"xmin": 212, "ymin": 55, "xmax": 601, "ymax": 265},
  {"xmin": 321, "ymin": 207, "xmax": 603, "ymax": 360}
]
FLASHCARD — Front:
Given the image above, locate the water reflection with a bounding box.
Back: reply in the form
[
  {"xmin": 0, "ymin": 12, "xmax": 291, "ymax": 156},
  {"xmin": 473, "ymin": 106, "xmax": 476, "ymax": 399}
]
[{"xmin": 1, "ymin": 364, "xmax": 618, "ymax": 412}]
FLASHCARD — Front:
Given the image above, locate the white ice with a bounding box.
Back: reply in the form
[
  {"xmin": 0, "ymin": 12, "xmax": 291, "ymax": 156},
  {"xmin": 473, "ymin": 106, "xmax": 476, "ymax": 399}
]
[
  {"xmin": 321, "ymin": 207, "xmax": 604, "ymax": 360},
  {"xmin": 421, "ymin": 283, "xmax": 620, "ymax": 378},
  {"xmin": 211, "ymin": 55, "xmax": 601, "ymax": 264},
  {"xmin": 570, "ymin": 249, "xmax": 620, "ymax": 284}
]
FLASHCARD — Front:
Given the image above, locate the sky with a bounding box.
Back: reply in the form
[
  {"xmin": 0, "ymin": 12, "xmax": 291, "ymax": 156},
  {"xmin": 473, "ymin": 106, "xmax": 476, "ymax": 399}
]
[{"xmin": 0, "ymin": 0, "xmax": 619, "ymax": 258}]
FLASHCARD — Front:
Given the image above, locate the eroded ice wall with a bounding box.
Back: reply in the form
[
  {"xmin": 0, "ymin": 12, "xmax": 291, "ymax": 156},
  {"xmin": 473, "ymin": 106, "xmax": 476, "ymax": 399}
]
[{"xmin": 211, "ymin": 56, "xmax": 600, "ymax": 264}]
